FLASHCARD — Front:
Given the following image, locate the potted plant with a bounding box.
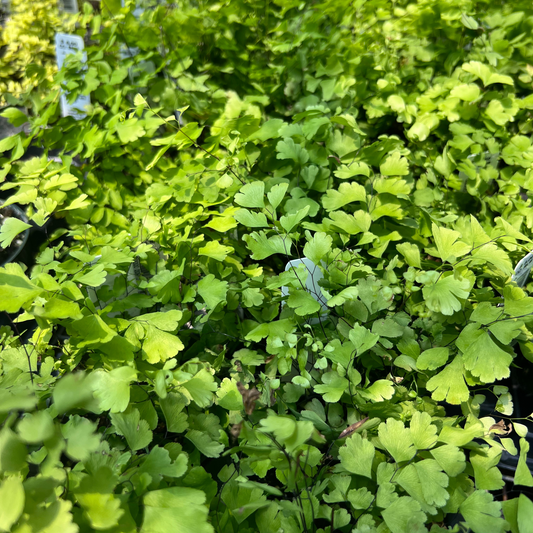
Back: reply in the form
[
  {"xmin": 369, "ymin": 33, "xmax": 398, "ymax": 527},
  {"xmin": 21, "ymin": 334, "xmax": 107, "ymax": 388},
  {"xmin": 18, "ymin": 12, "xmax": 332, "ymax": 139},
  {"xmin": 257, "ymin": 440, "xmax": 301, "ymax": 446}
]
[{"xmin": 2, "ymin": 1, "xmax": 533, "ymax": 532}]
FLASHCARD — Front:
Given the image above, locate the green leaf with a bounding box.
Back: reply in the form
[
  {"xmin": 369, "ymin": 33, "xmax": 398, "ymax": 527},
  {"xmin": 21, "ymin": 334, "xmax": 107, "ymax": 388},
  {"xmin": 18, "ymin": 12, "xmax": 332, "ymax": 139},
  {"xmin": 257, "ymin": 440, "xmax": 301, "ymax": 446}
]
[
  {"xmin": 502, "ymin": 498, "xmax": 520, "ymax": 533},
  {"xmin": 142, "ymin": 487, "xmax": 214, "ymax": 533},
  {"xmin": 484, "ymin": 99, "xmax": 515, "ymax": 126},
  {"xmin": 515, "ymin": 438, "xmax": 533, "ymax": 487},
  {"xmin": 0, "ymin": 264, "xmax": 44, "ymax": 313},
  {"xmin": 489, "ymin": 320, "xmax": 522, "ymax": 345},
  {"xmin": 197, "ymin": 274, "xmax": 228, "ymax": 309},
  {"xmin": 328, "ymin": 210, "xmax": 372, "ymax": 234},
  {"xmin": 462, "ymin": 61, "xmax": 514, "ymax": 87},
  {"xmin": 303, "ymin": 232, "xmax": 331, "ymax": 265},
  {"xmin": 234, "ymin": 208, "xmax": 269, "ymax": 228},
  {"xmin": 333, "ymin": 162, "xmax": 370, "ymax": 179},
  {"xmin": 417, "ymin": 347, "xmax": 449, "ymax": 370},
  {"xmin": 62, "ymin": 193, "xmax": 91, "ymax": 211},
  {"xmin": 242, "ymin": 287, "xmax": 264, "ymax": 307},
  {"xmin": 0, "ymin": 428, "xmax": 27, "ymax": 473},
  {"xmin": 0, "ymin": 389, "xmax": 36, "ymax": 414},
  {"xmin": 347, "ymin": 487, "xmax": 374, "ymax": 509},
  {"xmin": 259, "ymin": 415, "xmax": 314, "ymax": 452},
  {"xmin": 75, "ymin": 465, "xmax": 124, "ymax": 530},
  {"xmin": 324, "ymin": 476, "xmax": 351, "ymax": 503},
  {"xmin": 339, "ymin": 432, "xmax": 375, "ymax": 479},
  {"xmin": 73, "ymin": 264, "xmax": 107, "ymax": 287},
  {"xmin": 198, "ymin": 241, "xmax": 234, "ymax": 261},
  {"xmin": 381, "ymin": 496, "xmax": 427, "ymax": 533},
  {"xmin": 376, "ymin": 481, "xmax": 399, "ymax": 509},
  {"xmin": 267, "ymin": 183, "xmax": 289, "ymax": 209},
  {"xmin": 247, "ymin": 119, "xmax": 284, "ymax": 141},
  {"xmin": 372, "ymin": 318, "xmax": 404, "ymax": 338},
  {"xmin": 134, "ymin": 93, "xmax": 147, "ymax": 107},
  {"xmin": 111, "ymin": 407, "xmax": 153, "ymax": 451},
  {"xmin": 396, "ymin": 242, "xmax": 421, "ymax": 268},
  {"xmin": 0, "ymin": 217, "xmax": 31, "ymax": 248},
  {"xmin": 0, "ymin": 108, "xmax": 27, "ymax": 127},
  {"xmin": 422, "ymin": 271, "xmax": 470, "ymax": 315},
  {"xmin": 517, "ymin": 494, "xmax": 533, "ymax": 533},
  {"xmin": 0, "ymin": 135, "xmax": 17, "ymax": 153},
  {"xmin": 450, "ymin": 83, "xmax": 481, "ymax": 102},
  {"xmin": 181, "ymin": 369, "xmax": 217, "ymax": 408},
  {"xmin": 322, "ymin": 182, "xmax": 366, "ymax": 211},
  {"xmin": 91, "ymin": 366, "xmax": 136, "ymax": 413},
  {"xmin": 259, "ymin": 415, "xmax": 296, "ymax": 440},
  {"xmin": 460, "ymin": 490, "xmax": 507, "ymax": 533},
  {"xmin": 313, "ymin": 371, "xmax": 349, "ymax": 403},
  {"xmin": 62, "ymin": 415, "xmax": 101, "ymax": 461},
  {"xmin": 221, "ymin": 482, "xmax": 268, "ymax": 524},
  {"xmin": 160, "ymin": 393, "xmax": 189, "ymax": 433},
  {"xmin": 349, "ymin": 323, "xmax": 379, "ymax": 355},
  {"xmin": 133, "ymin": 310, "xmax": 182, "ymax": 331},
  {"xmin": 235, "ymin": 181, "xmax": 265, "ymax": 208},
  {"xmin": 471, "ymin": 446, "xmax": 504, "ymax": 490},
  {"xmin": 471, "ymin": 242, "xmax": 513, "ymax": 275},
  {"xmin": 378, "ymin": 419, "xmax": 416, "ymax": 463},
  {"xmin": 439, "ymin": 419, "xmax": 484, "ymax": 446},
  {"xmin": 280, "ymin": 206, "xmax": 310, "ymax": 232},
  {"xmin": 374, "ymin": 177, "xmax": 411, "ymax": 196},
  {"xmin": 461, "ymin": 13, "xmax": 479, "ymax": 30},
  {"xmin": 504, "ymin": 285, "xmax": 533, "ymax": 317},
  {"xmin": 380, "ymin": 152, "xmax": 409, "ymax": 176},
  {"xmin": 116, "ymin": 117, "xmax": 146, "ymax": 143},
  {"xmin": 430, "ymin": 444, "xmax": 466, "ymax": 477},
  {"xmin": 68, "ymin": 315, "xmax": 116, "ymax": 348},
  {"xmin": 142, "ymin": 325, "xmax": 184, "ymax": 364},
  {"xmin": 495, "ymin": 391, "xmax": 514, "ymax": 416},
  {"xmin": 243, "ymin": 232, "xmax": 291, "ymax": 260},
  {"xmin": 426, "ymin": 355, "xmax": 469, "ymax": 404},
  {"xmin": 276, "ymin": 138, "xmax": 309, "ymax": 165},
  {"xmin": 358, "ymin": 380, "xmax": 395, "ymax": 402},
  {"xmin": 410, "ymin": 411, "xmax": 438, "ymax": 450},
  {"xmin": 432, "ymin": 224, "xmax": 470, "ymax": 262},
  {"xmin": 460, "ymin": 327, "xmax": 512, "ymax": 383},
  {"xmin": 396, "ymin": 460, "xmax": 449, "ymax": 512},
  {"xmin": 0, "ymin": 476, "xmax": 24, "ymax": 531},
  {"xmin": 33, "ymin": 297, "xmax": 82, "ymax": 320},
  {"xmin": 17, "ymin": 411, "xmax": 55, "ymax": 443},
  {"xmin": 216, "ymin": 378, "xmax": 244, "ymax": 411},
  {"xmin": 139, "ymin": 446, "xmax": 188, "ymax": 479},
  {"xmin": 470, "ymin": 302, "xmax": 502, "ymax": 324},
  {"xmin": 287, "ymin": 289, "xmax": 321, "ymax": 316},
  {"xmin": 186, "ymin": 429, "xmax": 224, "ymax": 458}
]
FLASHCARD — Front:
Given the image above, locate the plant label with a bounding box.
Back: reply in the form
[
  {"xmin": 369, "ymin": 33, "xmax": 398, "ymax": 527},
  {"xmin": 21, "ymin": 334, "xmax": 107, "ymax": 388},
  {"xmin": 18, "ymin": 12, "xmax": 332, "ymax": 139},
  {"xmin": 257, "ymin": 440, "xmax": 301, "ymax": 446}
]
[
  {"xmin": 512, "ymin": 251, "xmax": 533, "ymax": 288},
  {"xmin": 58, "ymin": 0, "xmax": 78, "ymax": 14},
  {"xmin": 281, "ymin": 258, "xmax": 328, "ymax": 324},
  {"xmin": 54, "ymin": 33, "xmax": 90, "ymax": 119}
]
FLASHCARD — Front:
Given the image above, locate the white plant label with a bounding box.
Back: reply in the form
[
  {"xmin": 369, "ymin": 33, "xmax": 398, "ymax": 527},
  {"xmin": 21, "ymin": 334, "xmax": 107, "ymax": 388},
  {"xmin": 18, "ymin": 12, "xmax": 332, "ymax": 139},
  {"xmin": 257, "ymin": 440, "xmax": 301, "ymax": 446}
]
[
  {"xmin": 512, "ymin": 251, "xmax": 533, "ymax": 288},
  {"xmin": 58, "ymin": 0, "xmax": 78, "ymax": 14},
  {"xmin": 54, "ymin": 33, "xmax": 90, "ymax": 120},
  {"xmin": 281, "ymin": 258, "xmax": 328, "ymax": 324}
]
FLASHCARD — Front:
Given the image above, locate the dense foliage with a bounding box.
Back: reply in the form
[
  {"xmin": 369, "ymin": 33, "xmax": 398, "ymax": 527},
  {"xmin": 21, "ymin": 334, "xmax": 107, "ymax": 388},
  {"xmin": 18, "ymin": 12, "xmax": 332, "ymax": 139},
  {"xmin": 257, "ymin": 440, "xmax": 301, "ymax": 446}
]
[
  {"xmin": 0, "ymin": 0, "xmax": 74, "ymax": 106},
  {"xmin": 2, "ymin": 0, "xmax": 533, "ymax": 531}
]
